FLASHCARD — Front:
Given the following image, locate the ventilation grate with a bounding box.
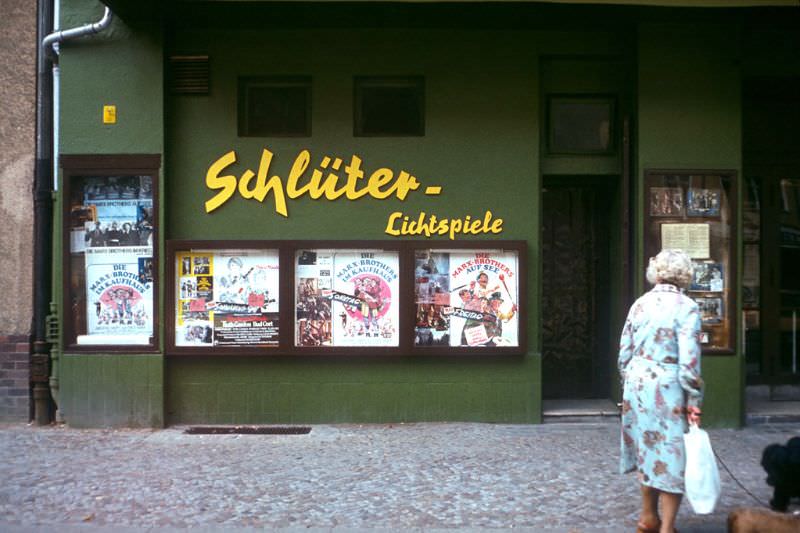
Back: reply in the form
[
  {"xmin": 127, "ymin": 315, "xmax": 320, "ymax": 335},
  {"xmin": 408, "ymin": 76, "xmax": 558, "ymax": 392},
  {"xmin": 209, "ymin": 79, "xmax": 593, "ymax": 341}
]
[
  {"xmin": 168, "ymin": 55, "xmax": 210, "ymax": 95},
  {"xmin": 185, "ymin": 426, "xmax": 311, "ymax": 435}
]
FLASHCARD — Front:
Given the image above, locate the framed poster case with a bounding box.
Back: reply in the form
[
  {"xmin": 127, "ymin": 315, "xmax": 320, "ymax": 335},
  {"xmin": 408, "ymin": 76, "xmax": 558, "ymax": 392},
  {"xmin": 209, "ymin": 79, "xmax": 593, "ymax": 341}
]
[
  {"xmin": 166, "ymin": 240, "xmax": 527, "ymax": 356},
  {"xmin": 61, "ymin": 154, "xmax": 160, "ymax": 352},
  {"xmin": 644, "ymin": 170, "xmax": 737, "ymax": 354}
]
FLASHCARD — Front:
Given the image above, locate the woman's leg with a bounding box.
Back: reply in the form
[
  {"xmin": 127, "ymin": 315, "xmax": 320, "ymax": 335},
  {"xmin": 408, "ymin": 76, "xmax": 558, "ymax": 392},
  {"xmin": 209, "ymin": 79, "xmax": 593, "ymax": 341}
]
[
  {"xmin": 659, "ymin": 491, "xmax": 682, "ymax": 533},
  {"xmin": 638, "ymin": 484, "xmax": 660, "ymax": 531}
]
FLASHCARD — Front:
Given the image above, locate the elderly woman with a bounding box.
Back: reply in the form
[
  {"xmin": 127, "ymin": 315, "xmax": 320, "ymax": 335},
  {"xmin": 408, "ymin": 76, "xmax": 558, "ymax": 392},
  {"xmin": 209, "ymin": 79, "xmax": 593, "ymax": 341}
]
[{"xmin": 619, "ymin": 249, "xmax": 704, "ymax": 533}]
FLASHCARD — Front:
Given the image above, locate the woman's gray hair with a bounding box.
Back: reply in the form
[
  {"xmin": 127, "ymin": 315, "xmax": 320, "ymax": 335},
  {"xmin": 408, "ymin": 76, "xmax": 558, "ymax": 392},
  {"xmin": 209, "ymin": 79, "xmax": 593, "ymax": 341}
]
[{"xmin": 646, "ymin": 249, "xmax": 694, "ymax": 288}]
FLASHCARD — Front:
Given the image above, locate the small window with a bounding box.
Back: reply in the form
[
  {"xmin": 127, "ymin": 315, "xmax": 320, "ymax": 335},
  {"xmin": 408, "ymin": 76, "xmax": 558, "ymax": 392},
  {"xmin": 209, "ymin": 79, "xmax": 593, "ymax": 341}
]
[
  {"xmin": 547, "ymin": 95, "xmax": 615, "ymax": 155},
  {"xmin": 238, "ymin": 76, "xmax": 311, "ymax": 137},
  {"xmin": 354, "ymin": 76, "xmax": 425, "ymax": 137}
]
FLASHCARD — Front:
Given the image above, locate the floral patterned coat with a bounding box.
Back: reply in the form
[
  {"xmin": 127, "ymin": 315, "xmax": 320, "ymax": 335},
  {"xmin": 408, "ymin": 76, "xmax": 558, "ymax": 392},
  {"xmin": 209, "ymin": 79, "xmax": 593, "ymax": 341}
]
[{"xmin": 618, "ymin": 283, "xmax": 704, "ymax": 493}]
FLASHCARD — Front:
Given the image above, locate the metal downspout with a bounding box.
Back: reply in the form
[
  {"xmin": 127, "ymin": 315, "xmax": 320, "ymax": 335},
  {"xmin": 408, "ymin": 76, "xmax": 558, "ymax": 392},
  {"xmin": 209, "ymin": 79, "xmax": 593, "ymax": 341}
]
[
  {"xmin": 33, "ymin": 0, "xmax": 55, "ymax": 426},
  {"xmin": 34, "ymin": 4, "xmax": 114, "ymax": 425}
]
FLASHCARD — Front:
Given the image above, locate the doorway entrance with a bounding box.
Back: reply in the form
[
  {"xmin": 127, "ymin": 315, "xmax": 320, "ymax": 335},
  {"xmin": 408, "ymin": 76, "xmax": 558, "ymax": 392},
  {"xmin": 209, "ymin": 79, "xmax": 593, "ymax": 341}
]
[
  {"xmin": 743, "ymin": 78, "xmax": 800, "ymax": 392},
  {"xmin": 541, "ymin": 176, "xmax": 616, "ymax": 399}
]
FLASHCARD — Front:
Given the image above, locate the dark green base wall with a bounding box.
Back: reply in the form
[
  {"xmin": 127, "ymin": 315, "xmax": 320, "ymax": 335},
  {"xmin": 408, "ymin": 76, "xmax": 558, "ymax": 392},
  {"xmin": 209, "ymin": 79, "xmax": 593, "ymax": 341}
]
[
  {"xmin": 166, "ymin": 356, "xmax": 541, "ymax": 425},
  {"xmin": 57, "ymin": 354, "xmax": 736, "ymax": 428},
  {"xmin": 59, "ymin": 354, "xmax": 164, "ymax": 428}
]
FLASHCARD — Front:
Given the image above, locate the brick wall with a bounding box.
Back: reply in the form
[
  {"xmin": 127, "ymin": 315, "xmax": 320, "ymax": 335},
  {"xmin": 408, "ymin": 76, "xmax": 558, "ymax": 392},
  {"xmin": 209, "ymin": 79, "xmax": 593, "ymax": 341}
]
[{"xmin": 0, "ymin": 335, "xmax": 31, "ymax": 422}]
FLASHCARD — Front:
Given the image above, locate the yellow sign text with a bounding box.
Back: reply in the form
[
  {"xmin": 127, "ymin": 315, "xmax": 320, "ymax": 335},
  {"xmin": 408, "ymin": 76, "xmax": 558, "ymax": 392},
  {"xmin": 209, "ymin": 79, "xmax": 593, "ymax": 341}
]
[
  {"xmin": 205, "ymin": 148, "xmax": 427, "ymax": 216},
  {"xmin": 385, "ymin": 210, "xmax": 503, "ymax": 240}
]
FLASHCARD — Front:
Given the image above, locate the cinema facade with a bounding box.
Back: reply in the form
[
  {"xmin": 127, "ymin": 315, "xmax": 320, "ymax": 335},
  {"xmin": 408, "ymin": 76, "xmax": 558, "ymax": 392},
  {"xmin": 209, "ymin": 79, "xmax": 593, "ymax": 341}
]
[{"xmin": 43, "ymin": 0, "xmax": 799, "ymax": 427}]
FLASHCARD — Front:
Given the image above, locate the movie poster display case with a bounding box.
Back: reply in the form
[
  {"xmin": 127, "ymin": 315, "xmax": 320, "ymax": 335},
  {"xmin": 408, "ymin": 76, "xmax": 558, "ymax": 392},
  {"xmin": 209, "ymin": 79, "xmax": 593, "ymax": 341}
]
[
  {"xmin": 61, "ymin": 155, "xmax": 160, "ymax": 351},
  {"xmin": 644, "ymin": 170, "xmax": 737, "ymax": 354},
  {"xmin": 165, "ymin": 241, "xmax": 526, "ymax": 356}
]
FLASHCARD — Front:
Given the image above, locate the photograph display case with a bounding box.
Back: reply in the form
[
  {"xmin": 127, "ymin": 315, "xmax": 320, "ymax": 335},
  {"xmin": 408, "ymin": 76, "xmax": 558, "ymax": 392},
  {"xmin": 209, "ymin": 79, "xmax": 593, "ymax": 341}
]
[
  {"xmin": 62, "ymin": 155, "xmax": 159, "ymax": 350},
  {"xmin": 166, "ymin": 241, "xmax": 526, "ymax": 355},
  {"xmin": 644, "ymin": 170, "xmax": 737, "ymax": 354}
]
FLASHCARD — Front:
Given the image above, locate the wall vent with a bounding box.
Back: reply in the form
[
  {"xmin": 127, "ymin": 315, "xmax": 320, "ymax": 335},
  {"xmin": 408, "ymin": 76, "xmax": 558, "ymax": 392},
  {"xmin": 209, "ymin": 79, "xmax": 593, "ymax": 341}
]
[{"xmin": 168, "ymin": 55, "xmax": 210, "ymax": 95}]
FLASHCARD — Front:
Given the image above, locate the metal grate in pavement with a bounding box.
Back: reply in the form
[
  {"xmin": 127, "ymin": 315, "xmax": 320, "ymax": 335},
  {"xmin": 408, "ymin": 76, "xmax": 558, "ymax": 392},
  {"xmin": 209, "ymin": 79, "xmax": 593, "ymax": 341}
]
[{"xmin": 184, "ymin": 426, "xmax": 311, "ymax": 435}]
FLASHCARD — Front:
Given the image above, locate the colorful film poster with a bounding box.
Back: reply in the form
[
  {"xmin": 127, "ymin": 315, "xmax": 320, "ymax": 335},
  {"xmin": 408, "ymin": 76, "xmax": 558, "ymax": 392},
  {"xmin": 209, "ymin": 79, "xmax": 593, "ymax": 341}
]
[
  {"xmin": 175, "ymin": 250, "xmax": 280, "ymax": 347},
  {"xmin": 295, "ymin": 250, "xmax": 399, "ymax": 347},
  {"xmin": 414, "ymin": 250, "xmax": 519, "ymax": 347},
  {"xmin": 82, "ymin": 246, "xmax": 154, "ymax": 344}
]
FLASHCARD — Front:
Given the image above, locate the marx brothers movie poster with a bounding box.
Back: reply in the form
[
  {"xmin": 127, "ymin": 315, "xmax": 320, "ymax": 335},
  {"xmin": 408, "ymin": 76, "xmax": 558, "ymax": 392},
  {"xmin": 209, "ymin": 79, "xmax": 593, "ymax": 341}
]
[
  {"xmin": 84, "ymin": 246, "xmax": 154, "ymax": 342},
  {"xmin": 295, "ymin": 250, "xmax": 399, "ymax": 347},
  {"xmin": 175, "ymin": 250, "xmax": 280, "ymax": 347},
  {"xmin": 414, "ymin": 250, "xmax": 519, "ymax": 347}
]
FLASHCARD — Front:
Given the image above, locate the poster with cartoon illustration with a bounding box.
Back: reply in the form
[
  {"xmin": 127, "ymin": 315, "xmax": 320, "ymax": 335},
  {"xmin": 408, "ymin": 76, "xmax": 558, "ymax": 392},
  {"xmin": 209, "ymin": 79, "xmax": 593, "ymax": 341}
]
[
  {"xmin": 175, "ymin": 250, "xmax": 280, "ymax": 347},
  {"xmin": 445, "ymin": 251, "xmax": 519, "ymax": 347},
  {"xmin": 84, "ymin": 247, "xmax": 153, "ymax": 343},
  {"xmin": 294, "ymin": 250, "xmax": 399, "ymax": 347}
]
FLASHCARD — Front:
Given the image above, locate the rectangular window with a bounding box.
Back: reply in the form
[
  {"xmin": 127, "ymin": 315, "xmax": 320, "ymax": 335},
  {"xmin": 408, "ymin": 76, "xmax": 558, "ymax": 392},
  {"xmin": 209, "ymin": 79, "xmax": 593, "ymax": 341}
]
[
  {"xmin": 354, "ymin": 76, "xmax": 425, "ymax": 137},
  {"xmin": 62, "ymin": 155, "xmax": 160, "ymax": 350},
  {"xmin": 238, "ymin": 76, "xmax": 311, "ymax": 137},
  {"xmin": 547, "ymin": 95, "xmax": 615, "ymax": 155}
]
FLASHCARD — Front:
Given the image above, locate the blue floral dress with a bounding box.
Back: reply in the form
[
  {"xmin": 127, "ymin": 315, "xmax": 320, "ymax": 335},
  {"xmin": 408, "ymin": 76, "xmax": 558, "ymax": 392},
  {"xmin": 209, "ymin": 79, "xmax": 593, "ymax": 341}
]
[{"xmin": 618, "ymin": 284, "xmax": 704, "ymax": 493}]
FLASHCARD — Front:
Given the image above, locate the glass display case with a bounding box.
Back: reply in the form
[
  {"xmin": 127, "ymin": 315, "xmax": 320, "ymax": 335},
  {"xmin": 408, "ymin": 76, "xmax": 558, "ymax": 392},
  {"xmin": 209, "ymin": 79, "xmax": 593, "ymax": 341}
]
[
  {"xmin": 166, "ymin": 240, "xmax": 526, "ymax": 355},
  {"xmin": 62, "ymin": 155, "xmax": 160, "ymax": 350},
  {"xmin": 644, "ymin": 170, "xmax": 737, "ymax": 354}
]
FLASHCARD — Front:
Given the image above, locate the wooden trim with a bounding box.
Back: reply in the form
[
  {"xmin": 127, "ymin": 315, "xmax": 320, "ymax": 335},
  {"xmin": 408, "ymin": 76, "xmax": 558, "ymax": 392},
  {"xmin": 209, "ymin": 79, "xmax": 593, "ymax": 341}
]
[{"xmin": 61, "ymin": 154, "xmax": 161, "ymax": 170}]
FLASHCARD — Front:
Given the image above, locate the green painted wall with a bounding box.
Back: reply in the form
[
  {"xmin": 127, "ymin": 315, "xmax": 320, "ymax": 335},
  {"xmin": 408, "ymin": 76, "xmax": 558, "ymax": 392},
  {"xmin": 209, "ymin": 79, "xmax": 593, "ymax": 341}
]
[
  {"xmin": 165, "ymin": 27, "xmax": 544, "ymax": 424},
  {"xmin": 637, "ymin": 22, "xmax": 743, "ymax": 427},
  {"xmin": 60, "ymin": 354, "xmax": 163, "ymax": 427},
  {"xmin": 54, "ymin": 0, "xmax": 774, "ymax": 427},
  {"xmin": 57, "ymin": 0, "xmax": 164, "ymax": 427}
]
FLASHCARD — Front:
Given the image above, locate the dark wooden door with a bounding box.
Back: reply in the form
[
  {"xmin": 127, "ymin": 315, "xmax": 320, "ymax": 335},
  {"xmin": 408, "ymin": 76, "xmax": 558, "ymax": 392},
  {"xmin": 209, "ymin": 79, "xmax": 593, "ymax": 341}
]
[{"xmin": 542, "ymin": 178, "xmax": 612, "ymax": 399}]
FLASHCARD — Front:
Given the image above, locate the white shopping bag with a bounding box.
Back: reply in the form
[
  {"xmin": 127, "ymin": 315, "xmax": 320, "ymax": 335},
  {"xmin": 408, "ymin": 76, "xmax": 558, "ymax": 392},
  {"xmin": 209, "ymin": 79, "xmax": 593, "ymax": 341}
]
[{"xmin": 684, "ymin": 423, "xmax": 721, "ymax": 514}]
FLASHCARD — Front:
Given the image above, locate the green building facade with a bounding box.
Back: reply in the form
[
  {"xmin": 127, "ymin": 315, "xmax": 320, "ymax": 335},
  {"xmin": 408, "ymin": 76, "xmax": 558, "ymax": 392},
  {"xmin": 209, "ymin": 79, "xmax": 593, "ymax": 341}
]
[{"xmin": 51, "ymin": 0, "xmax": 800, "ymax": 427}]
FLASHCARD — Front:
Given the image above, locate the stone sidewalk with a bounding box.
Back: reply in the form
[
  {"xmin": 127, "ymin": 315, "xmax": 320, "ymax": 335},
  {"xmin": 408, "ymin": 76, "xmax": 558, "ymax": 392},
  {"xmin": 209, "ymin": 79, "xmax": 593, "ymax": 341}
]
[{"xmin": 1, "ymin": 421, "xmax": 799, "ymax": 532}]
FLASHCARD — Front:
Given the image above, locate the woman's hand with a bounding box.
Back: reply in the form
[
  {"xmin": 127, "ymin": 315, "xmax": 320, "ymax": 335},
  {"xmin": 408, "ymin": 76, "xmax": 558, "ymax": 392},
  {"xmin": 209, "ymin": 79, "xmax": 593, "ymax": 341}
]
[{"xmin": 687, "ymin": 406, "xmax": 702, "ymax": 426}]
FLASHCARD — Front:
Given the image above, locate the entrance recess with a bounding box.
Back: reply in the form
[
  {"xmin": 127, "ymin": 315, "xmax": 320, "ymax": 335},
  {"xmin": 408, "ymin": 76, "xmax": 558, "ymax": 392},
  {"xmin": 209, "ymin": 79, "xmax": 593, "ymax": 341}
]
[
  {"xmin": 542, "ymin": 177, "xmax": 614, "ymax": 399},
  {"xmin": 743, "ymin": 78, "xmax": 800, "ymax": 390}
]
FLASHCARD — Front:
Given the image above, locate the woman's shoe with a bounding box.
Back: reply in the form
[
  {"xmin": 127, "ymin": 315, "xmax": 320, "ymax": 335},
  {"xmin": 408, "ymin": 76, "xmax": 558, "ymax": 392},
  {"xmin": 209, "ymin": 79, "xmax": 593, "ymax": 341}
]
[{"xmin": 636, "ymin": 519, "xmax": 661, "ymax": 533}]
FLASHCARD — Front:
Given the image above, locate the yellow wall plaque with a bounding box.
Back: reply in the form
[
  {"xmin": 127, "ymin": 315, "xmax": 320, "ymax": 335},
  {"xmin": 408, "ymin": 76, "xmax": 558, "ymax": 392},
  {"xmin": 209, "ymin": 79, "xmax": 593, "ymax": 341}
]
[{"xmin": 102, "ymin": 105, "xmax": 117, "ymax": 124}]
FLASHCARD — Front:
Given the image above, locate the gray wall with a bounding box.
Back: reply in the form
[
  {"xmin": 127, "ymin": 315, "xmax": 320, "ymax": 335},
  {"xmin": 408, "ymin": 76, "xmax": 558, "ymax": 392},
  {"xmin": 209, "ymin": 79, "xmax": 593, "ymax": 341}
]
[{"xmin": 0, "ymin": 0, "xmax": 36, "ymax": 420}]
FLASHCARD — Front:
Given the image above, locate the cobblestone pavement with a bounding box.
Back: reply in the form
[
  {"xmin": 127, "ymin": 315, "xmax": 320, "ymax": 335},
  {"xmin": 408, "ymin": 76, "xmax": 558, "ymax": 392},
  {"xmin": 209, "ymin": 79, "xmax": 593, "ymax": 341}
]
[{"xmin": 1, "ymin": 421, "xmax": 799, "ymax": 532}]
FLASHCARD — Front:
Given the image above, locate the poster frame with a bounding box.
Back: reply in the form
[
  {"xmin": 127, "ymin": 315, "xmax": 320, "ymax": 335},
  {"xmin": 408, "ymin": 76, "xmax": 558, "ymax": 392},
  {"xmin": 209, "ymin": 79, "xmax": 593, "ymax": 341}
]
[
  {"xmin": 643, "ymin": 169, "xmax": 738, "ymax": 355},
  {"xmin": 166, "ymin": 241, "xmax": 291, "ymax": 356},
  {"xmin": 61, "ymin": 154, "xmax": 161, "ymax": 353},
  {"xmin": 165, "ymin": 240, "xmax": 527, "ymax": 356},
  {"xmin": 407, "ymin": 241, "xmax": 527, "ymax": 356}
]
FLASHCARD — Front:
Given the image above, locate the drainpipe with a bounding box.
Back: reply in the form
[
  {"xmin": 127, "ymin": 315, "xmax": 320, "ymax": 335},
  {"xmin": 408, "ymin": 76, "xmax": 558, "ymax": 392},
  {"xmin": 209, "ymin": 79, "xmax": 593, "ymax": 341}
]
[
  {"xmin": 33, "ymin": 4, "xmax": 113, "ymax": 425},
  {"xmin": 42, "ymin": 6, "xmax": 113, "ymax": 64},
  {"xmin": 32, "ymin": 0, "xmax": 55, "ymax": 426}
]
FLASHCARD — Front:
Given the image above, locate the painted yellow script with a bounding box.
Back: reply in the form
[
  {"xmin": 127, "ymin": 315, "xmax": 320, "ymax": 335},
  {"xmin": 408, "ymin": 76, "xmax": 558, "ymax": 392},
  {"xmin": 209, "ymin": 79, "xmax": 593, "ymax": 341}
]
[{"xmin": 205, "ymin": 148, "xmax": 422, "ymax": 215}]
